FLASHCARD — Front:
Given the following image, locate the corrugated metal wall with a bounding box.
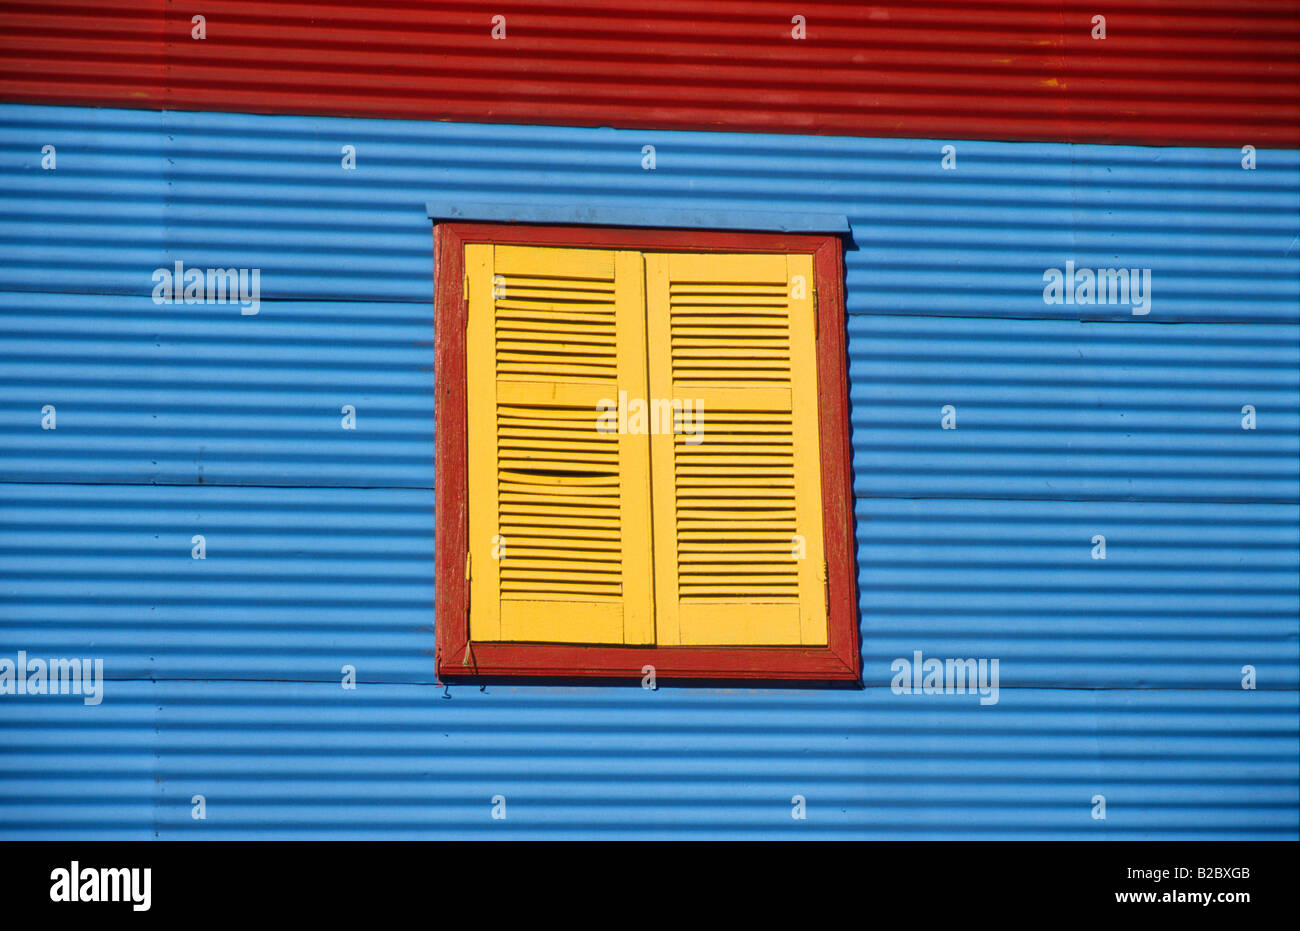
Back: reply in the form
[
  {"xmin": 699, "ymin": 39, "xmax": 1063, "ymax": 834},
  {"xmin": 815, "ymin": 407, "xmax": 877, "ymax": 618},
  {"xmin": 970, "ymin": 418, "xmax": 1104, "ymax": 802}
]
[
  {"xmin": 1, "ymin": 103, "xmax": 1297, "ymax": 837},
  {"xmin": 1, "ymin": 1, "xmax": 1298, "ymax": 146}
]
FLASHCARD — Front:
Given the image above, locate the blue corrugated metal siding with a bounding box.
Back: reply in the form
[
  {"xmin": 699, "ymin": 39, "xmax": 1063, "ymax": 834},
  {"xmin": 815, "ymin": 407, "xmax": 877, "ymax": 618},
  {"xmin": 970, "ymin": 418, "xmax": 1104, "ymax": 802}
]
[
  {"xmin": 4, "ymin": 683, "xmax": 1296, "ymax": 839},
  {"xmin": 1, "ymin": 102, "xmax": 1297, "ymax": 839},
  {"xmin": 0, "ymin": 292, "xmax": 434, "ymax": 486},
  {"xmin": 2, "ymin": 485, "xmax": 1295, "ymax": 689},
  {"xmin": 3, "ymin": 298, "xmax": 1296, "ymax": 492},
  {"xmin": 0, "ymin": 484, "xmax": 436, "ymax": 683},
  {"xmin": 2, "ymin": 105, "xmax": 1297, "ymax": 321}
]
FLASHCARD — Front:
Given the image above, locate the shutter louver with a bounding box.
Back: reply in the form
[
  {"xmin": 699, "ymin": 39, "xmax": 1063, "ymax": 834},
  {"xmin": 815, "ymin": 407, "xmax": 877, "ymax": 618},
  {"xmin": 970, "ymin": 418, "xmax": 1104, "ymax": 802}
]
[
  {"xmin": 465, "ymin": 244, "xmax": 654, "ymax": 645},
  {"xmin": 645, "ymin": 252, "xmax": 827, "ymax": 646}
]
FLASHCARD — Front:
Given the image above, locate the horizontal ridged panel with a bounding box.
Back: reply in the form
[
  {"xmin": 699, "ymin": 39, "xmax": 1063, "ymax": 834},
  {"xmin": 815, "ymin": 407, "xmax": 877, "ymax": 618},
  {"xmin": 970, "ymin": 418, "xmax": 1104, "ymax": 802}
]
[
  {"xmin": 1, "ymin": 105, "xmax": 1295, "ymax": 316},
  {"xmin": 1, "ymin": 105, "xmax": 1297, "ymax": 488},
  {"xmin": 2, "ymin": 484, "xmax": 1293, "ymax": 688},
  {"xmin": 0, "ymin": 484, "xmax": 436, "ymax": 683},
  {"xmin": 0, "ymin": 1, "xmax": 1296, "ymax": 146},
  {"xmin": 0, "ymin": 292, "xmax": 434, "ymax": 486},
  {"xmin": 1, "ymin": 104, "xmax": 1296, "ymax": 839},
  {"xmin": 1, "ymin": 682, "xmax": 1295, "ymax": 839},
  {"xmin": 848, "ymin": 315, "xmax": 1300, "ymax": 502},
  {"xmin": 2, "ymin": 301, "xmax": 1294, "ymax": 495},
  {"xmin": 855, "ymin": 498, "xmax": 1299, "ymax": 689}
]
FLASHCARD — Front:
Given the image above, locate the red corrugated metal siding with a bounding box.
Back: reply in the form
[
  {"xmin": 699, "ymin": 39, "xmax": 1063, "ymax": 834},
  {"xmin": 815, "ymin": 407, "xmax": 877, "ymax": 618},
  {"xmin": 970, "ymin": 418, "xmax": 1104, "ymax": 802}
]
[{"xmin": 1, "ymin": 1, "xmax": 1296, "ymax": 147}]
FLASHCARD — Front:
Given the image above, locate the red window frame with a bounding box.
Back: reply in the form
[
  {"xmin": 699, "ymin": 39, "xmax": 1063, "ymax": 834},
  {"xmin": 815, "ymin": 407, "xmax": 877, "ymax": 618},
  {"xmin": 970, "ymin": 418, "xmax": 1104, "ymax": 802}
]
[{"xmin": 433, "ymin": 221, "xmax": 860, "ymax": 683}]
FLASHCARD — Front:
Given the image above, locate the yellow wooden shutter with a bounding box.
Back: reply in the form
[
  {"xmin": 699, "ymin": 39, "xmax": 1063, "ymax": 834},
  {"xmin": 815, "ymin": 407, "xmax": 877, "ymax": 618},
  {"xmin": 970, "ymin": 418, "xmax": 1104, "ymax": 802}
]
[
  {"xmin": 465, "ymin": 244, "xmax": 654, "ymax": 645},
  {"xmin": 644, "ymin": 252, "xmax": 827, "ymax": 646}
]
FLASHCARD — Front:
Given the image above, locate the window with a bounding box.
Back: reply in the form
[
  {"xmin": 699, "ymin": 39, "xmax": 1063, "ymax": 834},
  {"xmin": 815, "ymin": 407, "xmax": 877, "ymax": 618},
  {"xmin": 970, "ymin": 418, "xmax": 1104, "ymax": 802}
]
[{"xmin": 434, "ymin": 221, "xmax": 858, "ymax": 682}]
